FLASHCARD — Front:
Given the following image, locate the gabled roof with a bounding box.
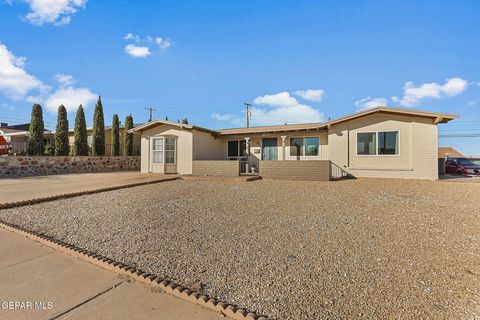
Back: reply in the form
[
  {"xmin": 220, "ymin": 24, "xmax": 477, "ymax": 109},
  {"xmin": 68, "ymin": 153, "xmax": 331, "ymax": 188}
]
[
  {"xmin": 438, "ymin": 147, "xmax": 463, "ymax": 158},
  {"xmin": 129, "ymin": 120, "xmax": 218, "ymax": 135},
  {"xmin": 218, "ymin": 107, "xmax": 458, "ymax": 135},
  {"xmin": 321, "ymin": 106, "xmax": 458, "ymax": 129},
  {"xmin": 129, "ymin": 107, "xmax": 459, "ymax": 136},
  {"xmin": 0, "ymin": 128, "xmax": 27, "ymax": 134}
]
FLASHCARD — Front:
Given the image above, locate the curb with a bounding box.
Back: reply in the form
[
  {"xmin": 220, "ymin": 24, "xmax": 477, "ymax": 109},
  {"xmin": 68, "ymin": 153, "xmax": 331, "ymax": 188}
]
[
  {"xmin": 0, "ymin": 220, "xmax": 266, "ymax": 320},
  {"xmin": 0, "ymin": 176, "xmax": 180, "ymax": 210}
]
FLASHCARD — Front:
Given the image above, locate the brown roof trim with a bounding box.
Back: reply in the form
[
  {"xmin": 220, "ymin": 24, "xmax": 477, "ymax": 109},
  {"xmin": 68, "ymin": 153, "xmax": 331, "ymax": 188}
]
[
  {"xmin": 218, "ymin": 123, "xmax": 323, "ymax": 135},
  {"xmin": 321, "ymin": 106, "xmax": 458, "ymax": 129},
  {"xmin": 129, "ymin": 107, "xmax": 459, "ymax": 136},
  {"xmin": 129, "ymin": 120, "xmax": 219, "ymax": 136}
]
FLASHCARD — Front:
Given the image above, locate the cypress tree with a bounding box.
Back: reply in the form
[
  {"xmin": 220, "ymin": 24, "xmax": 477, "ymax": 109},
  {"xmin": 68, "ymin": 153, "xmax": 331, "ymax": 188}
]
[
  {"xmin": 165, "ymin": 115, "xmax": 168, "ymax": 121},
  {"xmin": 74, "ymin": 105, "xmax": 88, "ymax": 156},
  {"xmin": 45, "ymin": 139, "xmax": 55, "ymax": 156},
  {"xmin": 91, "ymin": 96, "xmax": 105, "ymax": 155},
  {"xmin": 124, "ymin": 114, "xmax": 133, "ymax": 156},
  {"xmin": 111, "ymin": 114, "xmax": 120, "ymax": 156},
  {"xmin": 181, "ymin": 118, "xmax": 189, "ymax": 124},
  {"xmin": 28, "ymin": 104, "xmax": 44, "ymax": 155},
  {"xmin": 54, "ymin": 105, "xmax": 69, "ymax": 156}
]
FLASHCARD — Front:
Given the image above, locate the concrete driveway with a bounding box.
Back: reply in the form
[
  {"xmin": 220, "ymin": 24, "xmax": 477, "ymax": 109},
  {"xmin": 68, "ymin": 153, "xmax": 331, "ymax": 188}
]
[
  {"xmin": 0, "ymin": 172, "xmax": 177, "ymax": 204},
  {"xmin": 439, "ymin": 173, "xmax": 480, "ymax": 182},
  {"xmin": 0, "ymin": 228, "xmax": 223, "ymax": 320}
]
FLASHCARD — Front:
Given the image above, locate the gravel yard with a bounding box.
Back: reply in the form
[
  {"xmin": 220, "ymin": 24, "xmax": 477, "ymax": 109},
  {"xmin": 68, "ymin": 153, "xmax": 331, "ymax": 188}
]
[{"xmin": 1, "ymin": 179, "xmax": 479, "ymax": 319}]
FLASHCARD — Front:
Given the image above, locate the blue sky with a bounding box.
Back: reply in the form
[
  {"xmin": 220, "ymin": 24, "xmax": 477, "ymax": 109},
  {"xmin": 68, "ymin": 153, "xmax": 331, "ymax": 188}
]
[{"xmin": 1, "ymin": 0, "xmax": 480, "ymax": 154}]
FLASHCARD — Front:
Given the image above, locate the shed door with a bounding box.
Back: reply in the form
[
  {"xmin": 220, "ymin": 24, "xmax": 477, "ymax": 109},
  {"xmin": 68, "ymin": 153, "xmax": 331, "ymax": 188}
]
[{"xmin": 262, "ymin": 138, "xmax": 278, "ymax": 160}]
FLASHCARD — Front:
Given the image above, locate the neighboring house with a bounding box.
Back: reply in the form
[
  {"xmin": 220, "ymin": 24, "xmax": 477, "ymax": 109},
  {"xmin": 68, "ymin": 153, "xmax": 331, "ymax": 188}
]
[
  {"xmin": 67, "ymin": 125, "xmax": 141, "ymax": 156},
  {"xmin": 0, "ymin": 127, "xmax": 54, "ymax": 155},
  {"xmin": 130, "ymin": 107, "xmax": 458, "ymax": 180},
  {"xmin": 438, "ymin": 147, "xmax": 463, "ymax": 158}
]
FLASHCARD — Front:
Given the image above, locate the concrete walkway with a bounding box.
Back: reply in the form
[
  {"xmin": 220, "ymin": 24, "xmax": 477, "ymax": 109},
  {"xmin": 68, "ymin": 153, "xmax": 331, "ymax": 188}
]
[
  {"xmin": 0, "ymin": 228, "xmax": 223, "ymax": 320},
  {"xmin": 0, "ymin": 172, "xmax": 178, "ymax": 204}
]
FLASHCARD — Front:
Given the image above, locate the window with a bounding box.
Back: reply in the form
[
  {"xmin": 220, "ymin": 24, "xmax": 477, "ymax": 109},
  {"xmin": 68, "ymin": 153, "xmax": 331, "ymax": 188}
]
[
  {"xmin": 290, "ymin": 137, "xmax": 320, "ymax": 157},
  {"xmin": 357, "ymin": 132, "xmax": 376, "ymax": 155},
  {"xmin": 227, "ymin": 140, "xmax": 246, "ymax": 158},
  {"xmin": 152, "ymin": 138, "xmax": 164, "ymax": 163},
  {"xmin": 290, "ymin": 138, "xmax": 303, "ymax": 156},
  {"xmin": 357, "ymin": 131, "xmax": 399, "ymax": 156},
  {"xmin": 165, "ymin": 138, "xmax": 176, "ymax": 164},
  {"xmin": 378, "ymin": 131, "xmax": 399, "ymax": 155},
  {"xmin": 305, "ymin": 137, "xmax": 320, "ymax": 156}
]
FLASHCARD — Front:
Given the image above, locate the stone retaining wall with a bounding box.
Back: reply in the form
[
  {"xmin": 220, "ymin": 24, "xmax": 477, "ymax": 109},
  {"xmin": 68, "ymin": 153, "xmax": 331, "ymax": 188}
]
[{"xmin": 0, "ymin": 156, "xmax": 140, "ymax": 177}]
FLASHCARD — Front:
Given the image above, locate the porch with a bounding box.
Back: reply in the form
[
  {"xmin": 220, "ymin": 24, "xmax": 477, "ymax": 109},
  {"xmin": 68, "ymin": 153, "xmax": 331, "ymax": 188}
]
[{"xmin": 191, "ymin": 159, "xmax": 344, "ymax": 181}]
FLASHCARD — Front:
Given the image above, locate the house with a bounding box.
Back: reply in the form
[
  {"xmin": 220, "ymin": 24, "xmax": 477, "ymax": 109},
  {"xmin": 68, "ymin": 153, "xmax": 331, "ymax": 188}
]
[
  {"xmin": 67, "ymin": 125, "xmax": 142, "ymax": 156},
  {"xmin": 0, "ymin": 127, "xmax": 54, "ymax": 155},
  {"xmin": 438, "ymin": 147, "xmax": 463, "ymax": 158},
  {"xmin": 130, "ymin": 107, "xmax": 458, "ymax": 180}
]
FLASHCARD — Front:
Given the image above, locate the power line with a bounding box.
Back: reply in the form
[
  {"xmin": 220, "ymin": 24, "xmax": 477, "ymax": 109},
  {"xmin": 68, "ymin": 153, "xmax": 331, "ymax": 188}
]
[{"xmin": 439, "ymin": 134, "xmax": 480, "ymax": 138}]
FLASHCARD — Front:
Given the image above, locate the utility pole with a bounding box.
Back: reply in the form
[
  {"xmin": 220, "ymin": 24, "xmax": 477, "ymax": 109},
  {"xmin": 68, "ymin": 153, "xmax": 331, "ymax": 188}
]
[
  {"xmin": 244, "ymin": 102, "xmax": 252, "ymax": 128},
  {"xmin": 144, "ymin": 107, "xmax": 157, "ymax": 122}
]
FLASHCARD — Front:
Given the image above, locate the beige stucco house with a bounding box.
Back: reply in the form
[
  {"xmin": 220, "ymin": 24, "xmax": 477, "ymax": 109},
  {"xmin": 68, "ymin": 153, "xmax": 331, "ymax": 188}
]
[{"xmin": 130, "ymin": 107, "xmax": 458, "ymax": 180}]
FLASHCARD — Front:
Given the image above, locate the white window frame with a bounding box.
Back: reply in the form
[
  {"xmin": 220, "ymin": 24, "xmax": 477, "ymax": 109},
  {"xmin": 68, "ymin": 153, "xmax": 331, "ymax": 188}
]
[
  {"xmin": 151, "ymin": 136, "xmax": 177, "ymax": 164},
  {"xmin": 164, "ymin": 137, "xmax": 176, "ymax": 165},
  {"xmin": 356, "ymin": 130, "xmax": 401, "ymax": 157},
  {"xmin": 289, "ymin": 136, "xmax": 321, "ymax": 157},
  {"xmin": 151, "ymin": 137, "xmax": 164, "ymax": 163}
]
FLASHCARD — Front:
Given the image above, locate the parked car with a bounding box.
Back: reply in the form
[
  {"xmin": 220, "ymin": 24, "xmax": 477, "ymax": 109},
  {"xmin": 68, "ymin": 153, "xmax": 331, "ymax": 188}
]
[
  {"xmin": 445, "ymin": 157, "xmax": 480, "ymax": 175},
  {"xmin": 0, "ymin": 136, "xmax": 12, "ymax": 155}
]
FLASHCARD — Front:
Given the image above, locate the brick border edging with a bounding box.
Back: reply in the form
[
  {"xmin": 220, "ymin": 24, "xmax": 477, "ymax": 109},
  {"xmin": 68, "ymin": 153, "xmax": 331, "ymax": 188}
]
[
  {"xmin": 0, "ymin": 177, "xmax": 180, "ymax": 210},
  {"xmin": 0, "ymin": 221, "xmax": 266, "ymax": 320},
  {"xmin": 0, "ymin": 177, "xmax": 268, "ymax": 320}
]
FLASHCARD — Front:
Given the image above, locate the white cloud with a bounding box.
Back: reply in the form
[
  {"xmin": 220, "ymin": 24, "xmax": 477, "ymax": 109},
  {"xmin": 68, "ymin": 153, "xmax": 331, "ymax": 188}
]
[
  {"xmin": 0, "ymin": 42, "xmax": 49, "ymax": 100},
  {"xmin": 123, "ymin": 33, "xmax": 171, "ymax": 57},
  {"xmin": 212, "ymin": 92, "xmax": 324, "ymax": 126},
  {"xmin": 23, "ymin": 0, "xmax": 87, "ymax": 26},
  {"xmin": 155, "ymin": 37, "xmax": 171, "ymax": 49},
  {"xmin": 393, "ymin": 77, "xmax": 468, "ymax": 107},
  {"xmin": 253, "ymin": 92, "xmax": 324, "ymax": 124},
  {"xmin": 293, "ymin": 89, "xmax": 325, "ymax": 102},
  {"xmin": 124, "ymin": 44, "xmax": 151, "ymax": 58},
  {"xmin": 249, "ymin": 104, "xmax": 324, "ymax": 126},
  {"xmin": 124, "ymin": 33, "xmax": 140, "ymax": 42},
  {"xmin": 354, "ymin": 96, "xmax": 388, "ymax": 111},
  {"xmin": 253, "ymin": 91, "xmax": 298, "ymax": 108},
  {"xmin": 54, "ymin": 73, "xmax": 75, "ymax": 87},
  {"xmin": 45, "ymin": 86, "xmax": 97, "ymax": 112},
  {"xmin": 211, "ymin": 112, "xmax": 235, "ymax": 121}
]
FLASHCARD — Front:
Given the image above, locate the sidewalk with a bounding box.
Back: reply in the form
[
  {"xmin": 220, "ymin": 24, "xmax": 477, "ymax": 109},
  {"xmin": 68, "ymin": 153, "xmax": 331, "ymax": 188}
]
[
  {"xmin": 0, "ymin": 172, "xmax": 178, "ymax": 204},
  {"xmin": 0, "ymin": 228, "xmax": 222, "ymax": 320}
]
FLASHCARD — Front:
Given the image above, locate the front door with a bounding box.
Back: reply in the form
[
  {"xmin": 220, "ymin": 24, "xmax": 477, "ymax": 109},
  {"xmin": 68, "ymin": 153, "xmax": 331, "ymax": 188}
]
[{"xmin": 262, "ymin": 138, "xmax": 278, "ymax": 160}]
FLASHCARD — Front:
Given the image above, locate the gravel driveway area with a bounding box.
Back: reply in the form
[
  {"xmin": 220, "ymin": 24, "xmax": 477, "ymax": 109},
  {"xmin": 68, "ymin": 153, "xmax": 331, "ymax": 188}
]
[{"xmin": 1, "ymin": 179, "xmax": 479, "ymax": 319}]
